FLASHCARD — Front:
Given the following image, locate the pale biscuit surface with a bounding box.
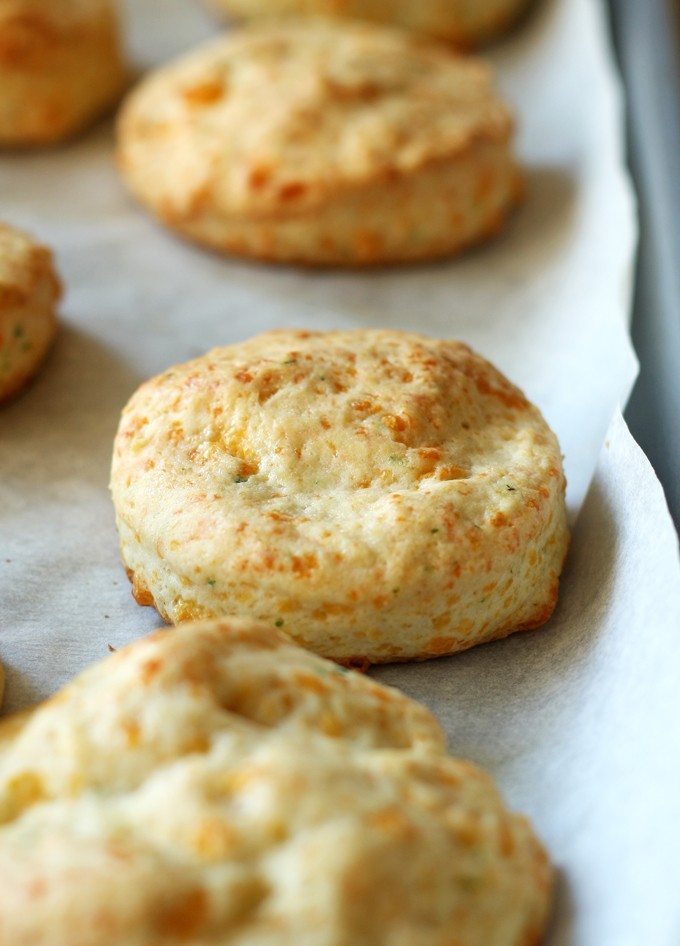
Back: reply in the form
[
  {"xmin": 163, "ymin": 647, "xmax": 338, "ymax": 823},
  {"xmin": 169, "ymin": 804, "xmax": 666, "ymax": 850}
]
[
  {"xmin": 111, "ymin": 330, "xmax": 569, "ymax": 664},
  {"xmin": 0, "ymin": 222, "xmax": 60, "ymax": 403},
  {"xmin": 0, "ymin": 0, "xmax": 126, "ymax": 146},
  {"xmin": 117, "ymin": 20, "xmax": 520, "ymax": 265},
  {"xmin": 203, "ymin": 0, "xmax": 534, "ymax": 47},
  {"xmin": 0, "ymin": 619, "xmax": 552, "ymax": 945}
]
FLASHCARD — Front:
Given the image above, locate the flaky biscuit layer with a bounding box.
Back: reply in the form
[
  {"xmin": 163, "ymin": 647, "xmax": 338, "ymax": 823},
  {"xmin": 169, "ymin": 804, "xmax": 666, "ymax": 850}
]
[
  {"xmin": 111, "ymin": 330, "xmax": 569, "ymax": 664},
  {"xmin": 0, "ymin": 619, "xmax": 552, "ymax": 945}
]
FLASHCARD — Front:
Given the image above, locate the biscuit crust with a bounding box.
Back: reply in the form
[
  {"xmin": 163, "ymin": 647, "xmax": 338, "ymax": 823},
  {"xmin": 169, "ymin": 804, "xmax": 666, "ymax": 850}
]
[
  {"xmin": 0, "ymin": 618, "xmax": 552, "ymax": 945},
  {"xmin": 117, "ymin": 20, "xmax": 520, "ymax": 266},
  {"xmin": 0, "ymin": 0, "xmax": 126, "ymax": 146},
  {"xmin": 111, "ymin": 330, "xmax": 569, "ymax": 664},
  {"xmin": 0, "ymin": 222, "xmax": 61, "ymax": 404},
  {"xmin": 202, "ymin": 0, "xmax": 534, "ymax": 47}
]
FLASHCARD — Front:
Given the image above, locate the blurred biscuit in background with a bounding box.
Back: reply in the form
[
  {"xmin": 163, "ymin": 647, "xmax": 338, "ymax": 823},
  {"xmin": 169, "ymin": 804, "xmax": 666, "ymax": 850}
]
[
  {"xmin": 201, "ymin": 0, "xmax": 535, "ymax": 48},
  {"xmin": 0, "ymin": 0, "xmax": 126, "ymax": 146},
  {"xmin": 117, "ymin": 19, "xmax": 521, "ymax": 267}
]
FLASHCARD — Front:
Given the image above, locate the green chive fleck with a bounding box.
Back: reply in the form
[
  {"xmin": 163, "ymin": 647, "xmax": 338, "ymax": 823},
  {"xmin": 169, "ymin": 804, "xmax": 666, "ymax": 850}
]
[{"xmin": 274, "ymin": 619, "xmax": 284, "ymax": 627}]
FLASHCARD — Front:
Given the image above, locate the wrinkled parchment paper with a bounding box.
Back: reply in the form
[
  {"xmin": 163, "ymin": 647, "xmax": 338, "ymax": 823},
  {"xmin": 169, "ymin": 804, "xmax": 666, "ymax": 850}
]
[{"xmin": 1, "ymin": 0, "xmax": 678, "ymax": 942}]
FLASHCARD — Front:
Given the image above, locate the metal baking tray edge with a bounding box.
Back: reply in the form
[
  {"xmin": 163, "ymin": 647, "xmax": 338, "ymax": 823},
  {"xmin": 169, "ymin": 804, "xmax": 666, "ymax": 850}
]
[{"xmin": 610, "ymin": 0, "xmax": 680, "ymax": 528}]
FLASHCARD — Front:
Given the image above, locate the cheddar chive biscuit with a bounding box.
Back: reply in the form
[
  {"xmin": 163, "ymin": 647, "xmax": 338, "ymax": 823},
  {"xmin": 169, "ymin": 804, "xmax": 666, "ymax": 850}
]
[
  {"xmin": 117, "ymin": 19, "xmax": 520, "ymax": 266},
  {"xmin": 0, "ymin": 618, "xmax": 552, "ymax": 945},
  {"xmin": 0, "ymin": 222, "xmax": 60, "ymax": 404},
  {"xmin": 201, "ymin": 0, "xmax": 535, "ymax": 48},
  {"xmin": 0, "ymin": 0, "xmax": 126, "ymax": 147},
  {"xmin": 111, "ymin": 329, "xmax": 569, "ymax": 664}
]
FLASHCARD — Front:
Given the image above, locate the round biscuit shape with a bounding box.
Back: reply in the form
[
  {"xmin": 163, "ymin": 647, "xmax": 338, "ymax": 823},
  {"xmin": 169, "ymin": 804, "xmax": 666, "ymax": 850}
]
[
  {"xmin": 117, "ymin": 19, "xmax": 521, "ymax": 266},
  {"xmin": 111, "ymin": 329, "xmax": 569, "ymax": 664},
  {"xmin": 202, "ymin": 0, "xmax": 535, "ymax": 48},
  {"xmin": 0, "ymin": 222, "xmax": 61, "ymax": 404},
  {"xmin": 0, "ymin": 618, "xmax": 552, "ymax": 945},
  {"xmin": 0, "ymin": 0, "xmax": 126, "ymax": 147}
]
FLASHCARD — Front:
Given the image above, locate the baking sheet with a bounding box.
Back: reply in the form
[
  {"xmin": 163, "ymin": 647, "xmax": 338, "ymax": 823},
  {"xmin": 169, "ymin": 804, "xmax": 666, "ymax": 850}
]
[
  {"xmin": 611, "ymin": 0, "xmax": 680, "ymax": 525},
  {"xmin": 1, "ymin": 0, "xmax": 678, "ymax": 942}
]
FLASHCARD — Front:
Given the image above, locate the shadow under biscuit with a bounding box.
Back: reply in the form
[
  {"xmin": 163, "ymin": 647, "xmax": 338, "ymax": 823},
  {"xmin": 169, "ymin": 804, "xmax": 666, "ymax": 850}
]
[
  {"xmin": 0, "ymin": 324, "xmax": 149, "ymax": 713},
  {"xmin": 489, "ymin": 0, "xmax": 566, "ymax": 68},
  {"xmin": 545, "ymin": 867, "xmax": 576, "ymax": 946},
  {"xmin": 487, "ymin": 164, "xmax": 577, "ymax": 267},
  {"xmin": 0, "ymin": 321, "xmax": 142, "ymax": 491},
  {"xmin": 0, "ymin": 664, "xmax": 44, "ymax": 718},
  {"xmin": 274, "ymin": 165, "xmax": 577, "ymax": 343},
  {"xmin": 166, "ymin": 164, "xmax": 577, "ymax": 347}
]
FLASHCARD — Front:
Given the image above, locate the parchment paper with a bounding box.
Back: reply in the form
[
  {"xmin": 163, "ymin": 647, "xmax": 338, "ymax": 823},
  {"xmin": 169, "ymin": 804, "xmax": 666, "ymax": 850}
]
[
  {"xmin": 380, "ymin": 413, "xmax": 680, "ymax": 946},
  {"xmin": 1, "ymin": 0, "xmax": 678, "ymax": 942}
]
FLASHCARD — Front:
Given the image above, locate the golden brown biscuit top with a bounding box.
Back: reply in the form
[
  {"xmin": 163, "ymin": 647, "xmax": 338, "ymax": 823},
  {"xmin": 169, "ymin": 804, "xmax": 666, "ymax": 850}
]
[
  {"xmin": 111, "ymin": 329, "xmax": 565, "ymax": 631},
  {"xmin": 119, "ymin": 19, "xmax": 514, "ymax": 214},
  {"xmin": 116, "ymin": 329, "xmax": 548, "ymax": 498}
]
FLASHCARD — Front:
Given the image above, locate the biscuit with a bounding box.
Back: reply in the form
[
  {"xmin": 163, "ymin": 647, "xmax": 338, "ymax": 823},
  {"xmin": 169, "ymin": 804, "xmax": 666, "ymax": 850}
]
[
  {"xmin": 111, "ymin": 329, "xmax": 569, "ymax": 664},
  {"xmin": 202, "ymin": 0, "xmax": 534, "ymax": 48},
  {"xmin": 0, "ymin": 618, "xmax": 552, "ymax": 945},
  {"xmin": 0, "ymin": 222, "xmax": 60, "ymax": 404},
  {"xmin": 117, "ymin": 20, "xmax": 520, "ymax": 266},
  {"xmin": 0, "ymin": 0, "xmax": 126, "ymax": 146}
]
